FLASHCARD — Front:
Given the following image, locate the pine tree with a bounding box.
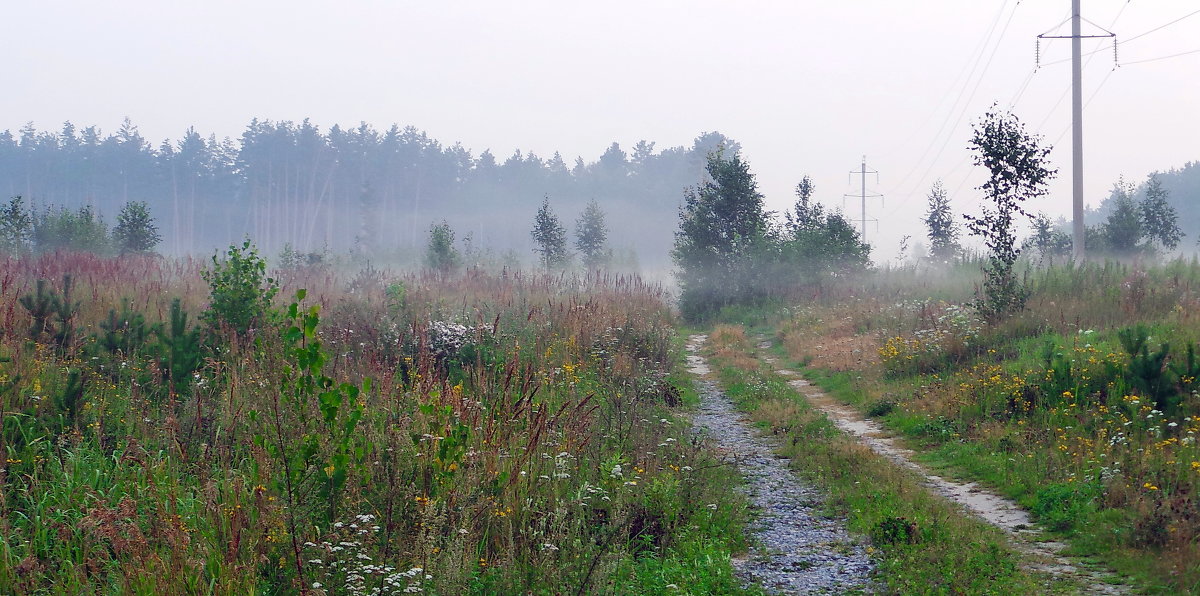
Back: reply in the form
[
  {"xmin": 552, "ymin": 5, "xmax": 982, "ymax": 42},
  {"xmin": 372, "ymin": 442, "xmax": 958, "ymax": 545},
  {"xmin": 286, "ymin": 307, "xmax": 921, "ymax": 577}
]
[{"xmin": 922, "ymin": 180, "xmax": 959, "ymax": 261}]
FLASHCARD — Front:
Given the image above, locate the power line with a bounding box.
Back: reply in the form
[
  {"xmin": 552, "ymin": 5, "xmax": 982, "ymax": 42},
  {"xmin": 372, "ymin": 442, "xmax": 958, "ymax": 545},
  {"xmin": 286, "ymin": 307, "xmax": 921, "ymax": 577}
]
[
  {"xmin": 1122, "ymin": 47, "xmax": 1200, "ymax": 65},
  {"xmin": 890, "ymin": 0, "xmax": 1022, "ymax": 213},
  {"xmin": 880, "ymin": 3, "xmax": 1011, "ymax": 163},
  {"xmin": 1122, "ymin": 7, "xmax": 1200, "ymax": 44},
  {"xmin": 887, "ymin": 0, "xmax": 1013, "ymax": 197}
]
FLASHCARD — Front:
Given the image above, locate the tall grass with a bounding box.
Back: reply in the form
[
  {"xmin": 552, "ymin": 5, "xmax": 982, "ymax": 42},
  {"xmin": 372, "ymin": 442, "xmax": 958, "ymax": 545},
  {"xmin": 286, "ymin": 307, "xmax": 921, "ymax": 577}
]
[
  {"xmin": 0, "ymin": 253, "xmax": 752, "ymax": 594},
  {"xmin": 780, "ymin": 257, "xmax": 1200, "ymax": 593}
]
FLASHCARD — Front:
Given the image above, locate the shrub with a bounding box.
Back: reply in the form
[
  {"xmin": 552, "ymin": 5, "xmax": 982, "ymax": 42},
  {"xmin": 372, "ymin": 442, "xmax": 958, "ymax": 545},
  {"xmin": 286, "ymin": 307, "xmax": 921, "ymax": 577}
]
[{"xmin": 200, "ymin": 240, "xmax": 279, "ymax": 338}]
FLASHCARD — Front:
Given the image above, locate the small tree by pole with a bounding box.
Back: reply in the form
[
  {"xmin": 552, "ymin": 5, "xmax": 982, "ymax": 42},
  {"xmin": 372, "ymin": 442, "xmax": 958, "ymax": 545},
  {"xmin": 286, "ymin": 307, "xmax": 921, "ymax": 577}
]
[
  {"xmin": 531, "ymin": 197, "xmax": 569, "ymax": 270},
  {"xmin": 923, "ymin": 180, "xmax": 960, "ymax": 261},
  {"xmin": 964, "ymin": 107, "xmax": 1056, "ymax": 320},
  {"xmin": 1139, "ymin": 176, "xmax": 1183, "ymax": 253}
]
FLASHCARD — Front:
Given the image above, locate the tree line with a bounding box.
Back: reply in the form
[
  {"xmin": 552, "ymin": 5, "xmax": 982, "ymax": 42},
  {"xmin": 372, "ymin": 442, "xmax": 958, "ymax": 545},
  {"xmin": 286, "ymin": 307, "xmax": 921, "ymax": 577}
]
[{"xmin": 0, "ymin": 119, "xmax": 738, "ymax": 265}]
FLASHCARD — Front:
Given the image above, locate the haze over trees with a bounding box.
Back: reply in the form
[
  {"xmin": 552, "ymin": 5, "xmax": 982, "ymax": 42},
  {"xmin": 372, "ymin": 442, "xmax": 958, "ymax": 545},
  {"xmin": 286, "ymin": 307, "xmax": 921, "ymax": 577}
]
[
  {"xmin": 673, "ymin": 150, "xmax": 869, "ymax": 321},
  {"xmin": 0, "ymin": 120, "xmax": 738, "ymax": 268}
]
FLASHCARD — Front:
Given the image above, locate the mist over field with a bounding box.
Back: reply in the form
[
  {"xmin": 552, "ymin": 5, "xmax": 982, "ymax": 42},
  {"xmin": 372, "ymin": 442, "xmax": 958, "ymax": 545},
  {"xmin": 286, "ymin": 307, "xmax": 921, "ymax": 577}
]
[{"xmin": 7, "ymin": 2, "xmax": 1200, "ymax": 594}]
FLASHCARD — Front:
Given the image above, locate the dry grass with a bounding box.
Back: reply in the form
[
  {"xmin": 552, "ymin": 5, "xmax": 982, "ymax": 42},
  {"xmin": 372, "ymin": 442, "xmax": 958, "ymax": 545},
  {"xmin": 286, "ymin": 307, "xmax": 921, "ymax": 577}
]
[
  {"xmin": 706, "ymin": 324, "xmax": 759, "ymax": 372},
  {"xmin": 778, "ymin": 308, "xmax": 880, "ymax": 371}
]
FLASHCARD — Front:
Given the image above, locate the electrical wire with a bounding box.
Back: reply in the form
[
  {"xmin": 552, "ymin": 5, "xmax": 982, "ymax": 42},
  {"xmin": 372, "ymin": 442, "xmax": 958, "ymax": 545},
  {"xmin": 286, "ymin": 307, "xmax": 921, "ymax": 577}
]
[
  {"xmin": 888, "ymin": 0, "xmax": 1021, "ymax": 216},
  {"xmin": 1122, "ymin": 7, "xmax": 1200, "ymax": 44},
  {"xmin": 886, "ymin": 0, "xmax": 1012, "ymax": 197},
  {"xmin": 1122, "ymin": 47, "xmax": 1200, "ymax": 65}
]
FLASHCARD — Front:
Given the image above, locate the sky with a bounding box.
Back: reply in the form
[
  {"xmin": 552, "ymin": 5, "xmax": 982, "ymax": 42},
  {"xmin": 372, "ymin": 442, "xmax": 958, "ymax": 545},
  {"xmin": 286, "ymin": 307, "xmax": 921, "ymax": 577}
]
[{"xmin": 4, "ymin": 0, "xmax": 1199, "ymax": 261}]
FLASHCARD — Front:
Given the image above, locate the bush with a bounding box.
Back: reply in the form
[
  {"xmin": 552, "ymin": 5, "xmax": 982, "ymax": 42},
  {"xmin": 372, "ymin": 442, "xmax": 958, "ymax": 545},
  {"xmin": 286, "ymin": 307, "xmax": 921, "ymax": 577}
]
[{"xmin": 200, "ymin": 240, "xmax": 279, "ymax": 338}]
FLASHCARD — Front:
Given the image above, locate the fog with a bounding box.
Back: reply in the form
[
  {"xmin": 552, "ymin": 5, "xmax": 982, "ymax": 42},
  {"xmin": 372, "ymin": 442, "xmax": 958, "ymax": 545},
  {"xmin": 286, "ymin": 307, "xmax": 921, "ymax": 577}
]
[{"xmin": 3, "ymin": 1, "xmax": 1200, "ymax": 263}]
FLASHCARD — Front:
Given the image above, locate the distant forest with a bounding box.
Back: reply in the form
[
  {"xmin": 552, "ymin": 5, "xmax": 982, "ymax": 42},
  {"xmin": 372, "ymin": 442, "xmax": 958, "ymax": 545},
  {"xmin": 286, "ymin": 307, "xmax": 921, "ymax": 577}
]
[
  {"xmin": 1087, "ymin": 160, "xmax": 1200, "ymax": 246},
  {"xmin": 0, "ymin": 119, "xmax": 740, "ymax": 267}
]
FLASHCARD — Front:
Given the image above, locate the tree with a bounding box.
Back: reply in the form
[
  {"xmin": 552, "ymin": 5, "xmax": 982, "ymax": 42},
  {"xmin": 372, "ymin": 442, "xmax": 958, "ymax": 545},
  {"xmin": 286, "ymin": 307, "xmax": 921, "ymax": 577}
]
[
  {"xmin": 113, "ymin": 200, "xmax": 162, "ymax": 254},
  {"xmin": 201, "ymin": 240, "xmax": 278, "ymax": 338},
  {"xmin": 785, "ymin": 176, "xmax": 820, "ymax": 232},
  {"xmin": 1103, "ymin": 179, "xmax": 1143, "ymax": 255},
  {"xmin": 673, "ymin": 150, "xmax": 770, "ymax": 320},
  {"xmin": 964, "ymin": 107, "xmax": 1056, "ymax": 320},
  {"xmin": 0, "ymin": 196, "xmax": 32, "ymax": 254},
  {"xmin": 1025, "ymin": 213, "xmax": 1071, "ymax": 260},
  {"xmin": 574, "ymin": 199, "xmax": 610, "ymax": 269},
  {"xmin": 1139, "ymin": 176, "xmax": 1183, "ymax": 252},
  {"xmin": 531, "ymin": 197, "xmax": 569, "ymax": 270},
  {"xmin": 777, "ymin": 177, "xmax": 870, "ymax": 285},
  {"xmin": 425, "ymin": 220, "xmax": 460, "ymax": 273},
  {"xmin": 32, "ymin": 204, "xmax": 111, "ymax": 255},
  {"xmin": 922, "ymin": 180, "xmax": 959, "ymax": 261}
]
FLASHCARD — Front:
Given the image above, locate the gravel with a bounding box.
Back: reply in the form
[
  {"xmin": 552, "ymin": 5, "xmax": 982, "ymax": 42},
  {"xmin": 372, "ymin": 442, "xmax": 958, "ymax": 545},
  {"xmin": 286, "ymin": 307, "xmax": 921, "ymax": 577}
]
[{"xmin": 687, "ymin": 336, "xmax": 874, "ymax": 594}]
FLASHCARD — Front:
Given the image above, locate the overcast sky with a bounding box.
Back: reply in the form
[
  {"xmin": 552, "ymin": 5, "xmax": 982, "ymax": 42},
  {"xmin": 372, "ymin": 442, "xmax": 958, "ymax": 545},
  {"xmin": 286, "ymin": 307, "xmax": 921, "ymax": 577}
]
[{"xmin": 4, "ymin": 1, "xmax": 1199, "ymax": 260}]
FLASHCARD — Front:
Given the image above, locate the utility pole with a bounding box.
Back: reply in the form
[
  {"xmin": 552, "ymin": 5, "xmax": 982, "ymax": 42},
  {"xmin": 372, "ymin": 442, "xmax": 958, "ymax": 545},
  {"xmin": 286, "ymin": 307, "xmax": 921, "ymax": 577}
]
[
  {"xmin": 1037, "ymin": 1, "xmax": 1115, "ymax": 262},
  {"xmin": 844, "ymin": 156, "xmax": 883, "ymax": 243},
  {"xmin": 1072, "ymin": 0, "xmax": 1084, "ymax": 262}
]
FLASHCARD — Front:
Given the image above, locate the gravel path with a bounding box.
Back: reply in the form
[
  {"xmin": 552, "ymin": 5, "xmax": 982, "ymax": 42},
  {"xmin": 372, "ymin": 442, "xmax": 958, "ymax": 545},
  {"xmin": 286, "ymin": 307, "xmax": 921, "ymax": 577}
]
[{"xmin": 686, "ymin": 335, "xmax": 874, "ymax": 594}]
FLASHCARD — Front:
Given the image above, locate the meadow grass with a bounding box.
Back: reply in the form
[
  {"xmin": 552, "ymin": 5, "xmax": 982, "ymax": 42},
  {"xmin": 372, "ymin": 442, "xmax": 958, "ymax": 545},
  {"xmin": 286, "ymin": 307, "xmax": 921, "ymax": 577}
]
[
  {"xmin": 774, "ymin": 258, "xmax": 1200, "ymax": 593},
  {"xmin": 0, "ymin": 252, "xmax": 755, "ymax": 594}
]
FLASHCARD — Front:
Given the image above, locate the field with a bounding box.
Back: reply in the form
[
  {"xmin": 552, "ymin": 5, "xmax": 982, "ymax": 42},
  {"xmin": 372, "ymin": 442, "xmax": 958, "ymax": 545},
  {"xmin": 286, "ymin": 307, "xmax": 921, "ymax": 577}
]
[{"xmin": 0, "ymin": 250, "xmax": 753, "ymax": 594}]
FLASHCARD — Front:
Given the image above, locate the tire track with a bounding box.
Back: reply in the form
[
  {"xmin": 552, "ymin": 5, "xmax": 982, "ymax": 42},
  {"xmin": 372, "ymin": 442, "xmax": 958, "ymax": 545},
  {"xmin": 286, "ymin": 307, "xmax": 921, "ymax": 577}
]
[{"xmin": 756, "ymin": 339, "xmax": 1129, "ymax": 595}]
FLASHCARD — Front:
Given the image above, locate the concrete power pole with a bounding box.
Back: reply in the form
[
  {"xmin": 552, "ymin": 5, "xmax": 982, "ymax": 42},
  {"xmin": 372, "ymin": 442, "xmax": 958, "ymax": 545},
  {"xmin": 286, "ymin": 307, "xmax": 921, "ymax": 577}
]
[
  {"xmin": 844, "ymin": 156, "xmax": 883, "ymax": 243},
  {"xmin": 1071, "ymin": 0, "xmax": 1085, "ymax": 261},
  {"xmin": 1038, "ymin": 1, "xmax": 1115, "ymax": 262}
]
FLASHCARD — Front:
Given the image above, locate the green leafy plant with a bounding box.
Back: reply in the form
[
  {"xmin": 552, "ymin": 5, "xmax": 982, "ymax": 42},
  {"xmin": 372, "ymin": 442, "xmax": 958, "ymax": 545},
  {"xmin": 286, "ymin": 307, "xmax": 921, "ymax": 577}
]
[
  {"xmin": 201, "ymin": 239, "xmax": 278, "ymax": 338},
  {"xmin": 256, "ymin": 289, "xmax": 368, "ymax": 580}
]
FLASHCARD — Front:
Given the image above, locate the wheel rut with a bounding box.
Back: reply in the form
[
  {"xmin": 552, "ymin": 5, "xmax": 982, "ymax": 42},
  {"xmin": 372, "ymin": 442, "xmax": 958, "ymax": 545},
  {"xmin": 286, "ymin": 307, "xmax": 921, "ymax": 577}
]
[
  {"xmin": 686, "ymin": 335, "xmax": 874, "ymax": 595},
  {"xmin": 754, "ymin": 339, "xmax": 1130, "ymax": 595}
]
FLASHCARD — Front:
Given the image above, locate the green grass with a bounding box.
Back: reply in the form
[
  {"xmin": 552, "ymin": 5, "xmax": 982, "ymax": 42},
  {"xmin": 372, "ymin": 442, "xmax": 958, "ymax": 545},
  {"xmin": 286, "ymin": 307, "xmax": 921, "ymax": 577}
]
[{"xmin": 703, "ymin": 328, "xmax": 1066, "ymax": 594}]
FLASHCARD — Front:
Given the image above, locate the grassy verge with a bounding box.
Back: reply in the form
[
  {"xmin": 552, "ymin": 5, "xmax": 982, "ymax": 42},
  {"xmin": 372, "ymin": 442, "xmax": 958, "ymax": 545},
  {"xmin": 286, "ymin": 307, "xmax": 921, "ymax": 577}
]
[
  {"xmin": 769, "ymin": 261, "xmax": 1200, "ymax": 594},
  {"xmin": 704, "ymin": 325, "xmax": 1068, "ymax": 594}
]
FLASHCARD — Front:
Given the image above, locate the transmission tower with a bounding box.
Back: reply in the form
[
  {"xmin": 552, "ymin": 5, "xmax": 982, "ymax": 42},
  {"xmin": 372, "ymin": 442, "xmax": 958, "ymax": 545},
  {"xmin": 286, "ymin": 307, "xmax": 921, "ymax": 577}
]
[
  {"xmin": 1037, "ymin": 0, "xmax": 1116, "ymax": 261},
  {"xmin": 844, "ymin": 156, "xmax": 883, "ymax": 243}
]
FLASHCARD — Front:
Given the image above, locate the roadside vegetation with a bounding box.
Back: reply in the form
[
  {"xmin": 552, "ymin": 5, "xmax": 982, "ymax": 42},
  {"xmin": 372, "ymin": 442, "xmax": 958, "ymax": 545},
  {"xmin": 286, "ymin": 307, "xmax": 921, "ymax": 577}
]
[
  {"xmin": 0, "ymin": 248, "xmax": 754, "ymax": 594},
  {"xmin": 702, "ymin": 324, "xmax": 1063, "ymax": 594},
  {"xmin": 773, "ymin": 258, "xmax": 1200, "ymax": 593}
]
